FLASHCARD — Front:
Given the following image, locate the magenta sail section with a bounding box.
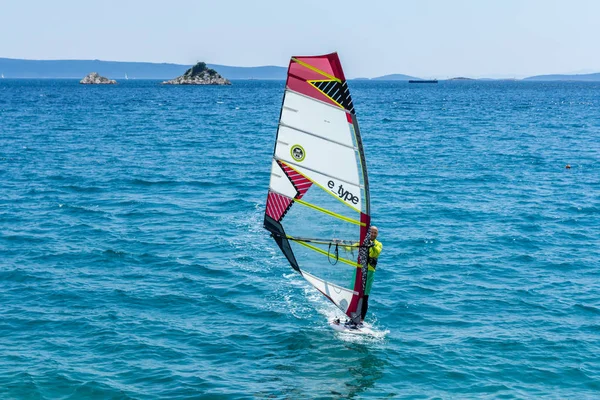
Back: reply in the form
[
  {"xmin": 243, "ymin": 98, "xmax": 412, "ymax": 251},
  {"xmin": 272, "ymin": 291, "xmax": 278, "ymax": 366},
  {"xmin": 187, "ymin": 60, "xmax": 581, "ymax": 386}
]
[
  {"xmin": 286, "ymin": 53, "xmax": 355, "ymax": 113},
  {"xmin": 265, "ymin": 192, "xmax": 292, "ymax": 222},
  {"xmin": 279, "ymin": 162, "xmax": 312, "ymax": 199}
]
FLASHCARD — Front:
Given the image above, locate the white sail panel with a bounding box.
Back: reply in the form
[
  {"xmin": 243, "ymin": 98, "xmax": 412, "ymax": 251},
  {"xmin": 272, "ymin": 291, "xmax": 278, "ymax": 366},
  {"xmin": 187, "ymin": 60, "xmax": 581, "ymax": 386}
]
[
  {"xmin": 269, "ymin": 159, "xmax": 297, "ymax": 198},
  {"xmin": 281, "ymin": 91, "xmax": 354, "ymax": 147},
  {"xmin": 301, "ymin": 270, "xmax": 356, "ymax": 313},
  {"xmin": 275, "ymin": 125, "xmax": 360, "ymax": 185}
]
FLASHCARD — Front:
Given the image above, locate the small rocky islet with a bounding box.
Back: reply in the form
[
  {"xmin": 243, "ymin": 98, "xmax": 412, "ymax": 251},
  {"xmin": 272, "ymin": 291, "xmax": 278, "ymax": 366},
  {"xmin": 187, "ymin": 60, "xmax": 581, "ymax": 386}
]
[
  {"xmin": 80, "ymin": 72, "xmax": 117, "ymax": 84},
  {"xmin": 162, "ymin": 62, "xmax": 231, "ymax": 85},
  {"xmin": 79, "ymin": 62, "xmax": 230, "ymax": 85}
]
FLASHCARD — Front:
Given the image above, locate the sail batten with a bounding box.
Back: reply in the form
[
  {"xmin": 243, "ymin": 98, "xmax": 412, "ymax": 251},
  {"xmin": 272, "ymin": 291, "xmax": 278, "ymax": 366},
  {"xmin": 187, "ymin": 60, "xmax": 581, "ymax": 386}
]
[
  {"xmin": 264, "ymin": 53, "xmax": 370, "ymax": 324},
  {"xmin": 267, "ymin": 189, "xmax": 363, "ymax": 226},
  {"xmin": 275, "ymin": 159, "xmax": 363, "ymax": 213},
  {"xmin": 295, "ymin": 241, "xmax": 360, "ymax": 268},
  {"xmin": 274, "ymin": 158, "xmax": 364, "ymax": 191},
  {"xmin": 284, "ymin": 88, "xmax": 355, "ymax": 114},
  {"xmin": 279, "ymin": 122, "xmax": 359, "ymax": 150}
]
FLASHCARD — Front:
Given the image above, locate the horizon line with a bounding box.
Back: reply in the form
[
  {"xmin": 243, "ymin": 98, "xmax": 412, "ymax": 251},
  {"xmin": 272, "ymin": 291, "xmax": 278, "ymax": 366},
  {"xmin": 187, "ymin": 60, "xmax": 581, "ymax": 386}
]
[{"xmin": 1, "ymin": 57, "xmax": 599, "ymax": 80}]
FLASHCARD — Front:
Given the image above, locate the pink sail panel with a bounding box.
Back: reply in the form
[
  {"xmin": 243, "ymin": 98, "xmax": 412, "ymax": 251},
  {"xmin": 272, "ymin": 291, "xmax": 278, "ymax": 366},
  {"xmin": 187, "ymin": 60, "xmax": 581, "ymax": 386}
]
[
  {"xmin": 279, "ymin": 162, "xmax": 312, "ymax": 199},
  {"xmin": 294, "ymin": 54, "xmax": 347, "ymax": 81},
  {"xmin": 265, "ymin": 192, "xmax": 293, "ymax": 222},
  {"xmin": 286, "ymin": 53, "xmax": 350, "ymax": 110}
]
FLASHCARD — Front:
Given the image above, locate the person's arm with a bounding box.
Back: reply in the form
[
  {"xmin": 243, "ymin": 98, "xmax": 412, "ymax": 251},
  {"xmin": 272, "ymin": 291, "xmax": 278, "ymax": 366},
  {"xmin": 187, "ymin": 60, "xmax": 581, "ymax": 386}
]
[{"xmin": 343, "ymin": 242, "xmax": 359, "ymax": 252}]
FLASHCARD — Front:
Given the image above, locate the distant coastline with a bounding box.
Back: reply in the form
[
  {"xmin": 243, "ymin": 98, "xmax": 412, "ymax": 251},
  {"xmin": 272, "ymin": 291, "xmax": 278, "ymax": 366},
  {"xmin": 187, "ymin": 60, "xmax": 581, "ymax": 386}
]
[
  {"xmin": 1, "ymin": 58, "xmax": 599, "ymax": 81},
  {"xmin": 0, "ymin": 58, "xmax": 287, "ymax": 80},
  {"xmin": 522, "ymin": 73, "xmax": 600, "ymax": 82},
  {"xmin": 371, "ymin": 73, "xmax": 419, "ymax": 81}
]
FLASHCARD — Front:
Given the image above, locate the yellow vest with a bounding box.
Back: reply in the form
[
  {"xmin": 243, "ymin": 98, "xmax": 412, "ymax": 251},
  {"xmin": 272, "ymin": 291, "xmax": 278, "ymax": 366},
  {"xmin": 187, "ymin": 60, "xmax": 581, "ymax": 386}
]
[{"xmin": 368, "ymin": 239, "xmax": 383, "ymax": 271}]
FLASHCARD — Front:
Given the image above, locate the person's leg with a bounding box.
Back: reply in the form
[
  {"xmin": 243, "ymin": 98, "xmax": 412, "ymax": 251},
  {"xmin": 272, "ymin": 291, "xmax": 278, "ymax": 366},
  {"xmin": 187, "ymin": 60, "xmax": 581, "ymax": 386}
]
[
  {"xmin": 361, "ymin": 295, "xmax": 369, "ymax": 321},
  {"xmin": 361, "ymin": 270, "xmax": 375, "ymax": 321}
]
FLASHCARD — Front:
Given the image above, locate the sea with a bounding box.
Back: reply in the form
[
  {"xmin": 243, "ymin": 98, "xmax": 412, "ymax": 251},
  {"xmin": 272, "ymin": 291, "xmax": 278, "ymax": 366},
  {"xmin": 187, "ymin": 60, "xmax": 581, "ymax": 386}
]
[{"xmin": 0, "ymin": 79, "xmax": 599, "ymax": 399}]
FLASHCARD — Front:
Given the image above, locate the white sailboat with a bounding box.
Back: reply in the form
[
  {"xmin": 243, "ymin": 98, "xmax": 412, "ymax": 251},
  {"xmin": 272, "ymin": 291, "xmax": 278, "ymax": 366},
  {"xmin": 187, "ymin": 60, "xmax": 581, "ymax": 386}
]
[{"xmin": 125, "ymin": 73, "xmax": 129, "ymax": 80}]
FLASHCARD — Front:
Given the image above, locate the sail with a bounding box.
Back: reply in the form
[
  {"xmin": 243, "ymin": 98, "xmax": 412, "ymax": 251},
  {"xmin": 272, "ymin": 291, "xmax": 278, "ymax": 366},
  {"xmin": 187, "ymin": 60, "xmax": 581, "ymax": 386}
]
[{"xmin": 264, "ymin": 53, "xmax": 371, "ymax": 324}]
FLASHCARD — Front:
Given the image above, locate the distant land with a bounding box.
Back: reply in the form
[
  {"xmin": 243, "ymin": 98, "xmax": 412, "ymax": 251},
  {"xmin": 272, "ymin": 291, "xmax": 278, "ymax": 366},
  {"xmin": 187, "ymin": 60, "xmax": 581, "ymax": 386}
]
[
  {"xmin": 523, "ymin": 72, "xmax": 600, "ymax": 81},
  {"xmin": 1, "ymin": 58, "xmax": 599, "ymax": 81},
  {"xmin": 371, "ymin": 73, "xmax": 420, "ymax": 81},
  {"xmin": 0, "ymin": 58, "xmax": 287, "ymax": 80}
]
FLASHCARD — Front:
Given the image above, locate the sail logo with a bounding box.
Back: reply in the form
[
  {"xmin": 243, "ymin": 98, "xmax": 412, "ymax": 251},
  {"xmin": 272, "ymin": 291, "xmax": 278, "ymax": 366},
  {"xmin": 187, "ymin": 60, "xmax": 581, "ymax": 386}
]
[
  {"xmin": 328, "ymin": 180, "xmax": 359, "ymax": 205},
  {"xmin": 290, "ymin": 144, "xmax": 306, "ymax": 162}
]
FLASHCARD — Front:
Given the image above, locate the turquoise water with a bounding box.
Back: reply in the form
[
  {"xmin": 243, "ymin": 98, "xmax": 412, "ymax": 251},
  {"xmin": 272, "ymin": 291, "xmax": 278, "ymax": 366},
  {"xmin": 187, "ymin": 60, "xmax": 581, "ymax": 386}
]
[{"xmin": 1, "ymin": 79, "xmax": 599, "ymax": 399}]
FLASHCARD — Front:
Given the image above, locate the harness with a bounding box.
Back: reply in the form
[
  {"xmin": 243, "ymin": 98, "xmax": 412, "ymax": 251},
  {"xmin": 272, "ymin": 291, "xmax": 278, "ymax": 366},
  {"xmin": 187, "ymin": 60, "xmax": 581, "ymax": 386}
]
[
  {"xmin": 367, "ymin": 240, "xmax": 379, "ymax": 269},
  {"xmin": 367, "ymin": 255, "xmax": 378, "ymax": 269}
]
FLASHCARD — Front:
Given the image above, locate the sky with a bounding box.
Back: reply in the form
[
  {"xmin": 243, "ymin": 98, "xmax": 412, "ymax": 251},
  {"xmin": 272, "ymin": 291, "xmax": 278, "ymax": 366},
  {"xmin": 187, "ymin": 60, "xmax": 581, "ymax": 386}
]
[{"xmin": 0, "ymin": 0, "xmax": 599, "ymax": 78}]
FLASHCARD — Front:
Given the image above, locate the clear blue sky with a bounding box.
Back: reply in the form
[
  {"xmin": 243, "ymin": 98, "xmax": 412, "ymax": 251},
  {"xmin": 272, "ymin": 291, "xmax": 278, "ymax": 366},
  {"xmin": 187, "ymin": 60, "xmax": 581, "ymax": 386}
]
[{"xmin": 1, "ymin": 0, "xmax": 598, "ymax": 78}]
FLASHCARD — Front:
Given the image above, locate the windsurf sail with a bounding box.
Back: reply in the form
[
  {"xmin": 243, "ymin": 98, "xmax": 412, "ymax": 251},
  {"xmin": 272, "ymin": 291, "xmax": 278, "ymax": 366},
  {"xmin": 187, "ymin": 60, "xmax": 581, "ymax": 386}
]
[{"xmin": 264, "ymin": 53, "xmax": 371, "ymax": 325}]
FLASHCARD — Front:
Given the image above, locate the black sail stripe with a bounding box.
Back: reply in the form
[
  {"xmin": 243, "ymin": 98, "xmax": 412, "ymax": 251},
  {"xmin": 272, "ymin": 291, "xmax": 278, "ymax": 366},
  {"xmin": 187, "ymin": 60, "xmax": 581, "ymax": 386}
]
[
  {"xmin": 330, "ymin": 87, "xmax": 341, "ymax": 100},
  {"xmin": 312, "ymin": 80, "xmax": 356, "ymax": 114},
  {"xmin": 320, "ymin": 81, "xmax": 333, "ymax": 93}
]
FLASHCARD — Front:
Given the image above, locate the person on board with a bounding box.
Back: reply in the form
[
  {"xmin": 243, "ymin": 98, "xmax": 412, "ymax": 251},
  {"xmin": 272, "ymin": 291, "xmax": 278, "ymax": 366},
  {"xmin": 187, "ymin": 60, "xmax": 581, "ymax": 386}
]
[{"xmin": 361, "ymin": 225, "xmax": 383, "ymax": 323}]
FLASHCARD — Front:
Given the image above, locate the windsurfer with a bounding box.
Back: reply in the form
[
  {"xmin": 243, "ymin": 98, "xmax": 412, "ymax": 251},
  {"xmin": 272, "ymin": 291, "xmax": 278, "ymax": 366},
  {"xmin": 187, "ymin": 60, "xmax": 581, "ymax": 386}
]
[{"xmin": 362, "ymin": 226, "xmax": 382, "ymax": 323}]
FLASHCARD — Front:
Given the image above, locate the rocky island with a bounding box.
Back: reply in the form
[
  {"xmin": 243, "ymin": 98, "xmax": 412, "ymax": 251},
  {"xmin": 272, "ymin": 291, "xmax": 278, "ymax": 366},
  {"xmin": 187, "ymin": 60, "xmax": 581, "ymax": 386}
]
[
  {"xmin": 80, "ymin": 72, "xmax": 117, "ymax": 84},
  {"xmin": 162, "ymin": 62, "xmax": 231, "ymax": 85}
]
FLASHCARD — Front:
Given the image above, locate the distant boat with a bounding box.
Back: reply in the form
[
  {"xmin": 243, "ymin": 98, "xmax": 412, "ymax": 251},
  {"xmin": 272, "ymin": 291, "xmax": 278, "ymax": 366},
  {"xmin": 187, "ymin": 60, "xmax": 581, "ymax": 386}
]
[
  {"xmin": 125, "ymin": 73, "xmax": 129, "ymax": 80},
  {"xmin": 409, "ymin": 79, "xmax": 438, "ymax": 84},
  {"xmin": 1, "ymin": 73, "xmax": 4, "ymax": 79}
]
